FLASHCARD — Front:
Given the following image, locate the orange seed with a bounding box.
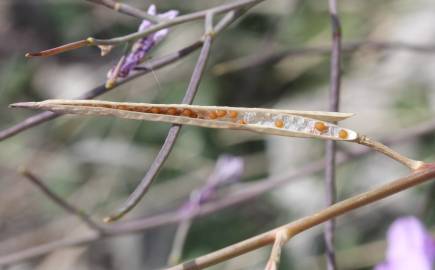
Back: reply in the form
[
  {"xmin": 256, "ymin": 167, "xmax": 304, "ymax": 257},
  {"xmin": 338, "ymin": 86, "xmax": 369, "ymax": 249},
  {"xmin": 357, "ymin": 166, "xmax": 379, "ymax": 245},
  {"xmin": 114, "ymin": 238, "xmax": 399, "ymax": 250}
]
[
  {"xmin": 314, "ymin": 121, "xmax": 328, "ymax": 133},
  {"xmin": 229, "ymin": 111, "xmax": 238, "ymax": 118},
  {"xmin": 150, "ymin": 107, "xmax": 160, "ymax": 114},
  {"xmin": 338, "ymin": 129, "xmax": 348, "ymax": 139},
  {"xmin": 275, "ymin": 119, "xmax": 284, "ymax": 128},
  {"xmin": 181, "ymin": 109, "xmax": 193, "ymax": 117},
  {"xmin": 167, "ymin": 107, "xmax": 177, "ymax": 115},
  {"xmin": 208, "ymin": 111, "xmax": 218, "ymax": 119},
  {"xmin": 216, "ymin": 110, "xmax": 227, "ymax": 117}
]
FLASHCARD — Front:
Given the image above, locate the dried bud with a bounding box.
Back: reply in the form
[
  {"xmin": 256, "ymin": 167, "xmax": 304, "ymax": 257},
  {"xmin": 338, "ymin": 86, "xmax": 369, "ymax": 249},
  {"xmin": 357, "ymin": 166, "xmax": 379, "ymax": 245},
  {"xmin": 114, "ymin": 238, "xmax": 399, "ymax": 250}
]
[{"xmin": 98, "ymin": 45, "xmax": 114, "ymax": 56}]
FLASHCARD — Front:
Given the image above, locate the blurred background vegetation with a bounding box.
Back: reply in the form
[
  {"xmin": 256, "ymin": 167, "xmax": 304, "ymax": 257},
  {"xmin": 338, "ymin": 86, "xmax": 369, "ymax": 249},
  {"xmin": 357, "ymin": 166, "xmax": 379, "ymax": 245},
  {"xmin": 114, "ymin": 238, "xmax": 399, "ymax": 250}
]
[{"xmin": 1, "ymin": 0, "xmax": 435, "ymax": 269}]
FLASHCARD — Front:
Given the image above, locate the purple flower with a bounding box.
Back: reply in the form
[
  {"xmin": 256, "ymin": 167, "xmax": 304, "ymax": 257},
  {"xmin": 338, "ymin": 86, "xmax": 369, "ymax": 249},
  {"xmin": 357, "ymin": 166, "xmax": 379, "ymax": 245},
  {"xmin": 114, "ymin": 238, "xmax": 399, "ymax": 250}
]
[
  {"xmin": 374, "ymin": 216, "xmax": 435, "ymax": 270},
  {"xmin": 107, "ymin": 5, "xmax": 178, "ymax": 79},
  {"xmin": 180, "ymin": 155, "xmax": 244, "ymax": 216}
]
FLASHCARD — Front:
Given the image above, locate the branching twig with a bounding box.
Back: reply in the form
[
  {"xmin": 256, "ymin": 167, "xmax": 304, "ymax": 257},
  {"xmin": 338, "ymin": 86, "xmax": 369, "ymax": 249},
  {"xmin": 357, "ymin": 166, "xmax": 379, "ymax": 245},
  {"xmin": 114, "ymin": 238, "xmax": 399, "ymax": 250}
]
[
  {"xmin": 89, "ymin": 0, "xmax": 263, "ymax": 46},
  {"xmin": 165, "ymin": 164, "xmax": 435, "ymax": 270},
  {"xmin": 0, "ymin": 41, "xmax": 203, "ymax": 141},
  {"xmin": 2, "ymin": 118, "xmax": 435, "ymax": 265},
  {"xmin": 212, "ymin": 41, "xmax": 435, "ymax": 75},
  {"xmin": 86, "ymin": 0, "xmax": 161, "ymax": 22},
  {"xmin": 1, "ymin": 3, "xmax": 256, "ymax": 142},
  {"xmin": 104, "ymin": 21, "xmax": 215, "ymax": 222},
  {"xmin": 324, "ymin": 0, "xmax": 342, "ymax": 269},
  {"xmin": 19, "ymin": 169, "xmax": 105, "ymax": 233},
  {"xmin": 26, "ymin": 0, "xmax": 264, "ymax": 57},
  {"xmin": 6, "ymin": 39, "xmax": 434, "ymax": 142}
]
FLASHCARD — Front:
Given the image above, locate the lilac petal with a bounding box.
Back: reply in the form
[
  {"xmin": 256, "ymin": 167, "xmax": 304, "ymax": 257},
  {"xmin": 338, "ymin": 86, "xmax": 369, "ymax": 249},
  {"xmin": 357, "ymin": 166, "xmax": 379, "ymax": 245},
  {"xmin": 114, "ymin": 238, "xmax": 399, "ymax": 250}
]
[
  {"xmin": 153, "ymin": 29, "xmax": 170, "ymax": 43},
  {"xmin": 208, "ymin": 155, "xmax": 245, "ymax": 186},
  {"xmin": 107, "ymin": 5, "xmax": 178, "ymax": 79},
  {"xmin": 138, "ymin": 19, "xmax": 153, "ymax": 32},
  {"xmin": 138, "ymin": 5, "xmax": 156, "ymax": 31},
  {"xmin": 374, "ymin": 263, "xmax": 390, "ymax": 270},
  {"xmin": 119, "ymin": 38, "xmax": 154, "ymax": 76},
  {"xmin": 374, "ymin": 216, "xmax": 435, "ymax": 270},
  {"xmin": 179, "ymin": 155, "xmax": 244, "ymax": 217},
  {"xmin": 154, "ymin": 10, "xmax": 179, "ymax": 42},
  {"xmin": 197, "ymin": 155, "xmax": 244, "ymax": 204},
  {"xmin": 147, "ymin": 4, "xmax": 157, "ymax": 16},
  {"xmin": 158, "ymin": 10, "xmax": 179, "ymax": 20}
]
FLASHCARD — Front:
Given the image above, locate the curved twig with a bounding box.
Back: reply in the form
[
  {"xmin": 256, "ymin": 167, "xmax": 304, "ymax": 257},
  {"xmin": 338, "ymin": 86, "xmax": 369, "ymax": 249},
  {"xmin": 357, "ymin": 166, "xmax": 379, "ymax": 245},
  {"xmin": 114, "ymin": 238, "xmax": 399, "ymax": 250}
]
[{"xmin": 19, "ymin": 169, "xmax": 105, "ymax": 233}]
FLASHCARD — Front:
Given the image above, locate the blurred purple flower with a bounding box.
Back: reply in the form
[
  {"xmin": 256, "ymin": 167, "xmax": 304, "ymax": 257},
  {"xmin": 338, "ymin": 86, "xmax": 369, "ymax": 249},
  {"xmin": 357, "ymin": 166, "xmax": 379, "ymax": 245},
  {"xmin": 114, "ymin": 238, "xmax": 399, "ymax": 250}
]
[
  {"xmin": 374, "ymin": 216, "xmax": 435, "ymax": 270},
  {"xmin": 180, "ymin": 155, "xmax": 244, "ymax": 216},
  {"xmin": 107, "ymin": 4, "xmax": 178, "ymax": 79}
]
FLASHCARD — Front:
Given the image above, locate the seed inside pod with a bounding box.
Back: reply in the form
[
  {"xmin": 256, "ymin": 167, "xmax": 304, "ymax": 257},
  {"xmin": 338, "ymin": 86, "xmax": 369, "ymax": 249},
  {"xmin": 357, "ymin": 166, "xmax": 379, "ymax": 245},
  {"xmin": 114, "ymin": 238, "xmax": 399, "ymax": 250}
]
[
  {"xmin": 229, "ymin": 111, "xmax": 238, "ymax": 118},
  {"xmin": 135, "ymin": 107, "xmax": 149, "ymax": 113},
  {"xmin": 338, "ymin": 129, "xmax": 348, "ymax": 139},
  {"xmin": 190, "ymin": 111, "xmax": 198, "ymax": 118},
  {"xmin": 314, "ymin": 121, "xmax": 328, "ymax": 133},
  {"xmin": 167, "ymin": 107, "xmax": 177, "ymax": 115},
  {"xmin": 150, "ymin": 107, "xmax": 160, "ymax": 114},
  {"xmin": 275, "ymin": 119, "xmax": 284, "ymax": 128},
  {"xmin": 181, "ymin": 109, "xmax": 193, "ymax": 117},
  {"xmin": 216, "ymin": 110, "xmax": 227, "ymax": 117},
  {"xmin": 208, "ymin": 111, "xmax": 218, "ymax": 119}
]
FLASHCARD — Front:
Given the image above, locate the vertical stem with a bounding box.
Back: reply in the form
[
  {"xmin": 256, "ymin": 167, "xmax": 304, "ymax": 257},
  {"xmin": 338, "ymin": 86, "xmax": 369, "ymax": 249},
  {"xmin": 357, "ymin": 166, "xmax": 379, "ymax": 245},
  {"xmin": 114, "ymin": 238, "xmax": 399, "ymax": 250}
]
[
  {"xmin": 325, "ymin": 0, "xmax": 342, "ymax": 269},
  {"xmin": 168, "ymin": 218, "xmax": 193, "ymax": 265},
  {"xmin": 104, "ymin": 35, "xmax": 214, "ymax": 222}
]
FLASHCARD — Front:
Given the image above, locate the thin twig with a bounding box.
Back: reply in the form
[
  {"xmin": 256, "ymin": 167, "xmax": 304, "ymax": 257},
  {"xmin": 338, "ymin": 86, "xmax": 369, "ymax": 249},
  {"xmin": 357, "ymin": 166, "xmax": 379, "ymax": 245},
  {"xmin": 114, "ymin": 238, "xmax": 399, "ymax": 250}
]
[
  {"xmin": 2, "ymin": 118, "xmax": 435, "ymax": 265},
  {"xmin": 102, "ymin": 7, "xmax": 256, "ymax": 221},
  {"xmin": 1, "ymin": 4, "xmax": 254, "ymax": 142},
  {"xmin": 212, "ymin": 41, "xmax": 435, "ymax": 75},
  {"xmin": 19, "ymin": 169, "xmax": 105, "ymax": 233},
  {"xmin": 0, "ymin": 41, "xmax": 202, "ymax": 142},
  {"xmin": 86, "ymin": 0, "xmax": 161, "ymax": 22},
  {"xmin": 104, "ymin": 34, "xmax": 214, "ymax": 222},
  {"xmin": 356, "ymin": 135, "xmax": 424, "ymax": 170},
  {"xmin": 7, "ymin": 39, "xmax": 433, "ymax": 142},
  {"xmin": 165, "ymin": 164, "xmax": 435, "ymax": 270},
  {"xmin": 26, "ymin": 0, "xmax": 263, "ymax": 57},
  {"xmin": 324, "ymin": 0, "xmax": 342, "ymax": 269},
  {"xmin": 168, "ymin": 219, "xmax": 193, "ymax": 265},
  {"xmin": 0, "ymin": 234, "xmax": 100, "ymax": 266},
  {"xmin": 25, "ymin": 40, "xmax": 90, "ymax": 58},
  {"xmin": 89, "ymin": 0, "xmax": 263, "ymax": 46}
]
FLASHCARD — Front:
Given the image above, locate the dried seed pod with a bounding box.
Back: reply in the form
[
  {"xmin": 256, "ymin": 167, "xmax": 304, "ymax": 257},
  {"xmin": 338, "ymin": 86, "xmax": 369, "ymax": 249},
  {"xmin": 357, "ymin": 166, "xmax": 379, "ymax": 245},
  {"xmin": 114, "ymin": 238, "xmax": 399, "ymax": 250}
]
[{"xmin": 10, "ymin": 100, "xmax": 358, "ymax": 141}]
